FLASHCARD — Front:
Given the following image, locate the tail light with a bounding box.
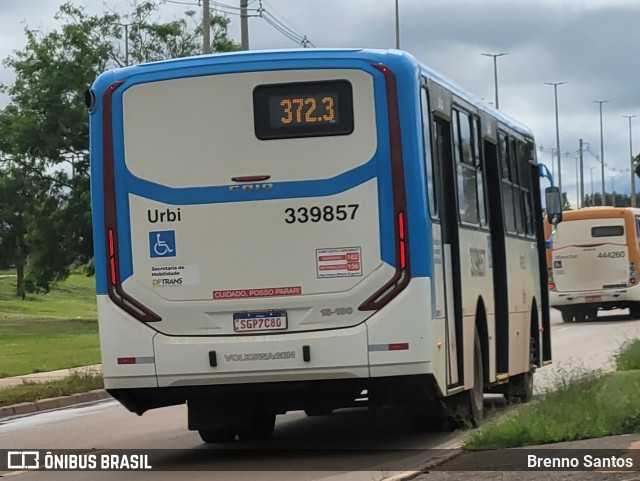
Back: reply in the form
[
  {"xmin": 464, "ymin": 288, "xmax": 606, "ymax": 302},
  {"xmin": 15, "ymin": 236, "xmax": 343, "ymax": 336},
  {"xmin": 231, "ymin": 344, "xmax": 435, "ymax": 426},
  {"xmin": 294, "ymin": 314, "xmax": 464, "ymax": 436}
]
[
  {"xmin": 629, "ymin": 262, "xmax": 637, "ymax": 287},
  {"xmin": 548, "ymin": 267, "xmax": 556, "ymax": 292},
  {"xmin": 359, "ymin": 64, "xmax": 410, "ymax": 311},
  {"xmin": 102, "ymin": 81, "xmax": 161, "ymax": 322}
]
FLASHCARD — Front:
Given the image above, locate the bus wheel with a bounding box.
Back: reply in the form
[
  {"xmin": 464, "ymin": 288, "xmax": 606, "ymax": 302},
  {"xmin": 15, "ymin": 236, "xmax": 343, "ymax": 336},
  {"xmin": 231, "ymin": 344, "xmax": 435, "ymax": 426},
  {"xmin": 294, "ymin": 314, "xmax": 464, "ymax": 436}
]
[
  {"xmin": 574, "ymin": 311, "xmax": 587, "ymax": 323},
  {"xmin": 586, "ymin": 307, "xmax": 598, "ymax": 320},
  {"xmin": 468, "ymin": 331, "xmax": 485, "ymax": 425},
  {"xmin": 630, "ymin": 304, "xmax": 640, "ymax": 319},
  {"xmin": 198, "ymin": 428, "xmax": 236, "ymax": 444},
  {"xmin": 561, "ymin": 310, "xmax": 574, "ymax": 323},
  {"xmin": 446, "ymin": 330, "xmax": 484, "ymax": 428},
  {"xmin": 506, "ymin": 335, "xmax": 535, "ymax": 404},
  {"xmin": 237, "ymin": 411, "xmax": 276, "ymax": 442}
]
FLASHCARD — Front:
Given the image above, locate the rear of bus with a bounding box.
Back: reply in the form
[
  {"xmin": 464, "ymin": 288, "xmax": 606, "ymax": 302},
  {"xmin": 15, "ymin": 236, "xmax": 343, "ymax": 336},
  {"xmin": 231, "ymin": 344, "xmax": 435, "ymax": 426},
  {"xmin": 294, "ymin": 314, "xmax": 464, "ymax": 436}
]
[
  {"xmin": 546, "ymin": 208, "xmax": 640, "ymax": 321},
  {"xmin": 89, "ymin": 50, "xmax": 435, "ymax": 432}
]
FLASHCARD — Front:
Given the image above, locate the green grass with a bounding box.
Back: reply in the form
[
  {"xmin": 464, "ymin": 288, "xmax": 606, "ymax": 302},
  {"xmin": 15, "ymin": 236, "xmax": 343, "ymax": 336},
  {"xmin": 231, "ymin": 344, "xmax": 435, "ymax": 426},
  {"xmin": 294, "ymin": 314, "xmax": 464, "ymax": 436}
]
[
  {"xmin": 615, "ymin": 339, "xmax": 640, "ymax": 371},
  {"xmin": 0, "ymin": 373, "xmax": 104, "ymax": 407},
  {"xmin": 464, "ymin": 340, "xmax": 640, "ymax": 449},
  {"xmin": 0, "ymin": 271, "xmax": 99, "ymax": 377},
  {"xmin": 0, "ymin": 270, "xmax": 97, "ymax": 320}
]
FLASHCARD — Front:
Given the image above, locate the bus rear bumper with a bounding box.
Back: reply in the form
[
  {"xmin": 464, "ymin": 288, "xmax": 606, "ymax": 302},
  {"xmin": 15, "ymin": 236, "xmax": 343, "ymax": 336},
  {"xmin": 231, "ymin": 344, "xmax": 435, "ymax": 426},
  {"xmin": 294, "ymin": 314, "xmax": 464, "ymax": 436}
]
[{"xmin": 550, "ymin": 288, "xmax": 638, "ymax": 308}]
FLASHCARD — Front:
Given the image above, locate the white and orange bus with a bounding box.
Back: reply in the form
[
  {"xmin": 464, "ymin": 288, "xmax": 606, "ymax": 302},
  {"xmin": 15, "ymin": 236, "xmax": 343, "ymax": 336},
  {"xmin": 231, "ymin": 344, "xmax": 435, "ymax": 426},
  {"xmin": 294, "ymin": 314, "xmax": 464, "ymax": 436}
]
[{"xmin": 546, "ymin": 207, "xmax": 640, "ymax": 322}]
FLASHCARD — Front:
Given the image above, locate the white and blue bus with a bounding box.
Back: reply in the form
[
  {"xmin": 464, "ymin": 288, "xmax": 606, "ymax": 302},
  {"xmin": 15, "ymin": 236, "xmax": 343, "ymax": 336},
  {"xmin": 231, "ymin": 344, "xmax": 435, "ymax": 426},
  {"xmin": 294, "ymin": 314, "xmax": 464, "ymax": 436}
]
[{"xmin": 88, "ymin": 48, "xmax": 555, "ymax": 442}]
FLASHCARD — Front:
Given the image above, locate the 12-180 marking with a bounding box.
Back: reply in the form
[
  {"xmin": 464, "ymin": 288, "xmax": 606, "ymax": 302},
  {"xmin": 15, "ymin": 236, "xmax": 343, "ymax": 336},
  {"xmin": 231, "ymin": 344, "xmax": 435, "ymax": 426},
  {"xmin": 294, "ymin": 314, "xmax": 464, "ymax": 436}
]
[{"xmin": 285, "ymin": 204, "xmax": 359, "ymax": 224}]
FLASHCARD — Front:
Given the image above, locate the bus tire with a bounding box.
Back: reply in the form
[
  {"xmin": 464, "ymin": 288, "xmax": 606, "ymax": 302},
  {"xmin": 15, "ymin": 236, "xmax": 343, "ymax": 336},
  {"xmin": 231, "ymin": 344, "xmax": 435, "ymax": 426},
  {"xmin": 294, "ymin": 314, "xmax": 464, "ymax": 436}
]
[
  {"xmin": 444, "ymin": 330, "xmax": 484, "ymax": 428},
  {"xmin": 468, "ymin": 331, "xmax": 485, "ymax": 425},
  {"xmin": 561, "ymin": 310, "xmax": 574, "ymax": 323},
  {"xmin": 506, "ymin": 335, "xmax": 535, "ymax": 403},
  {"xmin": 198, "ymin": 428, "xmax": 236, "ymax": 444},
  {"xmin": 237, "ymin": 411, "xmax": 276, "ymax": 442},
  {"xmin": 630, "ymin": 304, "xmax": 640, "ymax": 319}
]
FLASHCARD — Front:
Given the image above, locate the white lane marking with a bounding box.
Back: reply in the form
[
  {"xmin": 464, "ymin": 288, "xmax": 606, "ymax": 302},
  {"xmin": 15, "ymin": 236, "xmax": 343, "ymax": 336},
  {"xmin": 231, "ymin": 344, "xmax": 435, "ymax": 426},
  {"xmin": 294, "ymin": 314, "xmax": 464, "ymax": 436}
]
[{"xmin": 556, "ymin": 327, "xmax": 570, "ymax": 332}]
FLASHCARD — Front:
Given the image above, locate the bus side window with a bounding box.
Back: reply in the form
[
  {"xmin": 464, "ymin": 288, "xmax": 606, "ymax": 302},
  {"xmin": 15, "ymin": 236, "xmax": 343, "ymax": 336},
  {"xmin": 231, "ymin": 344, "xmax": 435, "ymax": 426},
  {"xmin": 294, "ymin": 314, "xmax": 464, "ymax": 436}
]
[
  {"xmin": 455, "ymin": 109, "xmax": 479, "ymax": 226},
  {"xmin": 499, "ymin": 132, "xmax": 516, "ymax": 234},
  {"xmin": 421, "ymin": 87, "xmax": 438, "ymax": 220},
  {"xmin": 509, "ymin": 138, "xmax": 524, "ymax": 235},
  {"xmin": 473, "ymin": 117, "xmax": 487, "ymax": 227},
  {"xmin": 520, "ymin": 141, "xmax": 535, "ymax": 237}
]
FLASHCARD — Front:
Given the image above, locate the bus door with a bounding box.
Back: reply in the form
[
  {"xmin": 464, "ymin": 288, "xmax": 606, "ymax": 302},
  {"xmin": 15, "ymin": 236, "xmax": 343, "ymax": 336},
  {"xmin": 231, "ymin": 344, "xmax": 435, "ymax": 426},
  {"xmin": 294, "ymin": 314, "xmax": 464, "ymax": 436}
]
[
  {"xmin": 479, "ymin": 114, "xmax": 509, "ymax": 376},
  {"xmin": 426, "ymin": 82, "xmax": 464, "ymax": 390}
]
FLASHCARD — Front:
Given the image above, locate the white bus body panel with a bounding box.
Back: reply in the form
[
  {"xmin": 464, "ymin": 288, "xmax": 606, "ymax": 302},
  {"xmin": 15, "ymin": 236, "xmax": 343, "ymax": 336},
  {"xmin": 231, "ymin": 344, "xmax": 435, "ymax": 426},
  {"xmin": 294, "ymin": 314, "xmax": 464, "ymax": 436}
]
[
  {"xmin": 550, "ymin": 217, "xmax": 633, "ymax": 307},
  {"xmin": 100, "ymin": 277, "xmax": 439, "ymax": 389},
  {"xmin": 119, "ymin": 68, "xmax": 386, "ymax": 337}
]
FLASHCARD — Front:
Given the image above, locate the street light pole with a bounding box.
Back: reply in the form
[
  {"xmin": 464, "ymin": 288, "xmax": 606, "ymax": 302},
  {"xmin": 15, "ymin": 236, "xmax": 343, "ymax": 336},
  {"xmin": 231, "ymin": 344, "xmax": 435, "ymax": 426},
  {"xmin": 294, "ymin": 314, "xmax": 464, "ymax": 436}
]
[
  {"xmin": 593, "ymin": 100, "xmax": 609, "ymax": 205},
  {"xmin": 623, "ymin": 115, "xmax": 636, "ymax": 207},
  {"xmin": 481, "ymin": 52, "xmax": 508, "ymax": 109},
  {"xmin": 545, "ymin": 82, "xmax": 566, "ymax": 198},
  {"xmin": 589, "ymin": 167, "xmax": 595, "ymax": 203}
]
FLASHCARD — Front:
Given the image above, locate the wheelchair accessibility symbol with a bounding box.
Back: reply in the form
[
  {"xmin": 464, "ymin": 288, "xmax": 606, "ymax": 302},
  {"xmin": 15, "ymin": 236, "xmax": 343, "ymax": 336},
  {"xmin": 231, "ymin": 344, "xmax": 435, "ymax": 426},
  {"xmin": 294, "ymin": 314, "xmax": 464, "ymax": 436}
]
[{"xmin": 149, "ymin": 230, "xmax": 176, "ymax": 258}]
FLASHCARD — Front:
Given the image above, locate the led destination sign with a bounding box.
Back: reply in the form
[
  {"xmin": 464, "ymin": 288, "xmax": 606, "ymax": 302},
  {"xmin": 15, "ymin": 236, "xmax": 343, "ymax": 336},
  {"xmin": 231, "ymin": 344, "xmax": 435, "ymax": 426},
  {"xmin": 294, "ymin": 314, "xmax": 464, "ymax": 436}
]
[{"xmin": 253, "ymin": 80, "xmax": 353, "ymax": 140}]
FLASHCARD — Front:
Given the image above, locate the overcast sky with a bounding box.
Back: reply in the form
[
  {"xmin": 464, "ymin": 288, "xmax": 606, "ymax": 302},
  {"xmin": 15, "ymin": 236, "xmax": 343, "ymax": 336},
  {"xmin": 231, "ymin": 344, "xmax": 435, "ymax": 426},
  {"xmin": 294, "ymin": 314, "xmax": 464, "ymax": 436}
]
[{"xmin": 1, "ymin": 0, "xmax": 639, "ymax": 205}]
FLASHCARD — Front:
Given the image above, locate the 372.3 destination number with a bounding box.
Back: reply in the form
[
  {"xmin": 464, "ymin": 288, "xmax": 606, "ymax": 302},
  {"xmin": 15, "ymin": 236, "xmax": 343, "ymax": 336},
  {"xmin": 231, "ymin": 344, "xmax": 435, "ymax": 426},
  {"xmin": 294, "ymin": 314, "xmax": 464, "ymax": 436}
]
[{"xmin": 285, "ymin": 204, "xmax": 359, "ymax": 224}]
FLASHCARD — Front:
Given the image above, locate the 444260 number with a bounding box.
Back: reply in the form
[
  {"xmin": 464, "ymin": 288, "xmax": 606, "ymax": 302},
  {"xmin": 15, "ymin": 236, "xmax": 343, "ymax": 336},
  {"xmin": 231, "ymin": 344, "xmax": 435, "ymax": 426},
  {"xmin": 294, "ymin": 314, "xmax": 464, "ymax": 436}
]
[{"xmin": 597, "ymin": 251, "xmax": 625, "ymax": 259}]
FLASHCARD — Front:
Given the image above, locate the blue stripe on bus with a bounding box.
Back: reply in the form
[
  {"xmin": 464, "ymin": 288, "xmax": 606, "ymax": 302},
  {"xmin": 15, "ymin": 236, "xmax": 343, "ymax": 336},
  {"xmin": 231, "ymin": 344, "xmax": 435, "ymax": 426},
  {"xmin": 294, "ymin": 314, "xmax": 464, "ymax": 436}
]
[{"xmin": 124, "ymin": 160, "xmax": 378, "ymax": 205}]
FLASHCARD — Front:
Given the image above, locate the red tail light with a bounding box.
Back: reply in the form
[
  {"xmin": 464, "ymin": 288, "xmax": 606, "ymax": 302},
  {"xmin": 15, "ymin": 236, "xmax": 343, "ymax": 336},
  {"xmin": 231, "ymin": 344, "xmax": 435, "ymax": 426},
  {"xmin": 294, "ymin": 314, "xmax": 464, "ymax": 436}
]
[
  {"xmin": 359, "ymin": 64, "xmax": 410, "ymax": 311},
  {"xmin": 399, "ymin": 212, "xmax": 407, "ymax": 269},
  {"xmin": 103, "ymin": 81, "xmax": 161, "ymax": 323}
]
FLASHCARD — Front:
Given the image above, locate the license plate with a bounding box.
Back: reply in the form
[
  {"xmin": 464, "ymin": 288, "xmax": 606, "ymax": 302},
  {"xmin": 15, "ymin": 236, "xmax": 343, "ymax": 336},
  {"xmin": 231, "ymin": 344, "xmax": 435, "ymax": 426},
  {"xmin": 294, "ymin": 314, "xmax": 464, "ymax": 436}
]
[
  {"xmin": 233, "ymin": 311, "xmax": 287, "ymax": 333},
  {"xmin": 585, "ymin": 295, "xmax": 602, "ymax": 302}
]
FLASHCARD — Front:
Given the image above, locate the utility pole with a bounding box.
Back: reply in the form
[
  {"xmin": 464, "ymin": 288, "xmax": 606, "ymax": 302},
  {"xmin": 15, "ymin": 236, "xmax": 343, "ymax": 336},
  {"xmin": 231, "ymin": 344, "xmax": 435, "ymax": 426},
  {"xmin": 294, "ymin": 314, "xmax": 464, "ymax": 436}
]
[
  {"xmin": 624, "ymin": 115, "xmax": 636, "ymax": 207},
  {"xmin": 241, "ymin": 0, "xmax": 249, "ymax": 50},
  {"xmin": 203, "ymin": 0, "xmax": 211, "ymax": 54},
  {"xmin": 482, "ymin": 52, "xmax": 508, "ymax": 110},
  {"xmin": 579, "ymin": 139, "xmax": 584, "ymax": 209},
  {"xmin": 589, "ymin": 167, "xmax": 595, "ymax": 204},
  {"xmin": 395, "ymin": 0, "xmax": 400, "ymax": 49},
  {"xmin": 545, "ymin": 82, "xmax": 566, "ymax": 197},
  {"xmin": 593, "ymin": 100, "xmax": 608, "ymax": 205},
  {"xmin": 124, "ymin": 24, "xmax": 130, "ymax": 66}
]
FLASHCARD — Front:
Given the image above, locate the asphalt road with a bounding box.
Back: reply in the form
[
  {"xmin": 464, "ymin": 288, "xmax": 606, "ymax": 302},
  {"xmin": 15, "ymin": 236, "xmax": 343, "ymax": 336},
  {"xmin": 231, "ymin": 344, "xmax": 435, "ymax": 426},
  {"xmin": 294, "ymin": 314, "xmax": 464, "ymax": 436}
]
[{"xmin": 2, "ymin": 308, "xmax": 640, "ymax": 479}]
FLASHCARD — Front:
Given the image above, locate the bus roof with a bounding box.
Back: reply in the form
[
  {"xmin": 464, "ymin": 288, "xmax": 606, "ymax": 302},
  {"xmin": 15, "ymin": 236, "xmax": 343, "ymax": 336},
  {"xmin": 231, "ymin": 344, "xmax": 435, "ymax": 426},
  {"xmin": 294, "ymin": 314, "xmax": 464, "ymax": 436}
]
[
  {"xmin": 552, "ymin": 206, "xmax": 640, "ymax": 221},
  {"xmin": 93, "ymin": 47, "xmax": 534, "ymax": 142}
]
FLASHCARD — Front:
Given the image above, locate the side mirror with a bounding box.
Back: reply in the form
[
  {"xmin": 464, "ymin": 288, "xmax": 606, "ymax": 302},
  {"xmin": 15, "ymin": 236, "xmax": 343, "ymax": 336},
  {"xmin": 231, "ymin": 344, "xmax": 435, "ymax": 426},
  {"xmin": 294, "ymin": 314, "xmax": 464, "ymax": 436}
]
[{"xmin": 545, "ymin": 186, "xmax": 562, "ymax": 225}]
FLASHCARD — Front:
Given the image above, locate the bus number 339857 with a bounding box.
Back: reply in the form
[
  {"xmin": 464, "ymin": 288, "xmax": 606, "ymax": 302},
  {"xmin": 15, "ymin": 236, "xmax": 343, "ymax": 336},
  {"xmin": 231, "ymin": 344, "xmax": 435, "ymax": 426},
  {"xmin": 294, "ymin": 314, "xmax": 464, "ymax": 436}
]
[{"xmin": 284, "ymin": 204, "xmax": 359, "ymax": 224}]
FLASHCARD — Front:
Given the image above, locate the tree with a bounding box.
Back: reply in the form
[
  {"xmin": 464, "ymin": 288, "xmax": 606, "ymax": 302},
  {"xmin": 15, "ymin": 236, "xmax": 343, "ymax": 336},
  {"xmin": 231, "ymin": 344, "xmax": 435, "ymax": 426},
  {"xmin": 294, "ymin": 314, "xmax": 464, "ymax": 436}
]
[
  {"xmin": 582, "ymin": 193, "xmax": 631, "ymax": 207},
  {"xmin": 0, "ymin": 1, "xmax": 240, "ymax": 296},
  {"xmin": 562, "ymin": 192, "xmax": 572, "ymax": 211}
]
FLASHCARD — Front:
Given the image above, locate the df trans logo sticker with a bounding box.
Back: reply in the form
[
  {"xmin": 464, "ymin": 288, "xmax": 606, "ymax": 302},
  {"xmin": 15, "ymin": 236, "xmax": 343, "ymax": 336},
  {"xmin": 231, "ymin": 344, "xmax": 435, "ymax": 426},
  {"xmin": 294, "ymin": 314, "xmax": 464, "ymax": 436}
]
[{"xmin": 149, "ymin": 231, "xmax": 176, "ymax": 258}]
